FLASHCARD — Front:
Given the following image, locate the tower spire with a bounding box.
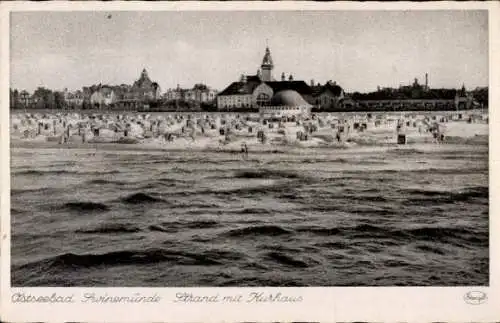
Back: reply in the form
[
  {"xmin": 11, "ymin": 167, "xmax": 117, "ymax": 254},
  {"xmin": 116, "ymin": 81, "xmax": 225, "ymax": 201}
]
[{"xmin": 260, "ymin": 43, "xmax": 274, "ymax": 81}]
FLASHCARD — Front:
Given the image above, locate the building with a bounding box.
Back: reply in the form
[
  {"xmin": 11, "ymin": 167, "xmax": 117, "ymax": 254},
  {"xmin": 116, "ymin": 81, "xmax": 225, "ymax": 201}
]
[
  {"xmin": 19, "ymin": 90, "xmax": 34, "ymax": 107},
  {"xmin": 164, "ymin": 84, "xmax": 218, "ymax": 103},
  {"xmin": 90, "ymin": 86, "xmax": 116, "ymax": 108},
  {"xmin": 63, "ymin": 88, "xmax": 84, "ymax": 107},
  {"xmin": 217, "ymin": 46, "xmax": 319, "ymax": 110},
  {"xmin": 217, "ymin": 74, "xmax": 274, "ymax": 109},
  {"xmin": 131, "ymin": 68, "xmax": 162, "ymax": 101},
  {"xmin": 261, "ymin": 46, "xmax": 274, "ymax": 82},
  {"xmin": 455, "ymin": 84, "xmax": 476, "ymax": 110},
  {"xmin": 352, "ymin": 79, "xmax": 479, "ymax": 111},
  {"xmin": 310, "ymin": 80, "xmax": 345, "ymax": 109},
  {"xmin": 259, "ymin": 90, "xmax": 312, "ymax": 118},
  {"xmin": 87, "ymin": 68, "xmax": 162, "ymax": 109}
]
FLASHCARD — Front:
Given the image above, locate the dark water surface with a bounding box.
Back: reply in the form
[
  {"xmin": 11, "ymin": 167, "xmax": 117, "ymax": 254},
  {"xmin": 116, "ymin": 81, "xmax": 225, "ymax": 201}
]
[{"xmin": 11, "ymin": 144, "xmax": 489, "ymax": 286}]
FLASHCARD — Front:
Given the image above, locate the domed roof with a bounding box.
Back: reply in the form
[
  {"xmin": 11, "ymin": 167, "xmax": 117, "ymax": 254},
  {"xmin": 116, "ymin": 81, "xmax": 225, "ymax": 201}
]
[{"xmin": 270, "ymin": 90, "xmax": 310, "ymax": 107}]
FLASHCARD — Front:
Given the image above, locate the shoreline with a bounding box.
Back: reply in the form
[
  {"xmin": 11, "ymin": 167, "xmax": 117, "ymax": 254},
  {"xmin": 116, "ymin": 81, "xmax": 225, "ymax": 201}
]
[{"xmin": 10, "ymin": 136, "xmax": 488, "ymax": 155}]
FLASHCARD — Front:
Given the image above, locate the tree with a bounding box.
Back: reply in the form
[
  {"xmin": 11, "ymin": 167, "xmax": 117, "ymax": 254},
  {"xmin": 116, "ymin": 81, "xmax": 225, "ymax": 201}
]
[
  {"xmin": 473, "ymin": 87, "xmax": 488, "ymax": 107},
  {"xmin": 10, "ymin": 89, "xmax": 21, "ymax": 109},
  {"xmin": 54, "ymin": 91, "xmax": 66, "ymax": 109},
  {"xmin": 33, "ymin": 87, "xmax": 55, "ymax": 109}
]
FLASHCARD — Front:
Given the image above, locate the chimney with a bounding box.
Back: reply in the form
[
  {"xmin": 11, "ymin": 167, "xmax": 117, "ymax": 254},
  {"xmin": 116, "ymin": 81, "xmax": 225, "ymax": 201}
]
[
  {"xmin": 288, "ymin": 74, "xmax": 293, "ymax": 81},
  {"xmin": 425, "ymin": 73, "xmax": 429, "ymax": 89},
  {"xmin": 310, "ymin": 79, "xmax": 315, "ymax": 86},
  {"xmin": 281, "ymin": 72, "xmax": 286, "ymax": 81}
]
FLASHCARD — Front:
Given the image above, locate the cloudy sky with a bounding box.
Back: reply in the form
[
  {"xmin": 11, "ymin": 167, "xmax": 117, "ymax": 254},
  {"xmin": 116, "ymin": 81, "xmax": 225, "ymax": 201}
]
[{"xmin": 10, "ymin": 10, "xmax": 488, "ymax": 93}]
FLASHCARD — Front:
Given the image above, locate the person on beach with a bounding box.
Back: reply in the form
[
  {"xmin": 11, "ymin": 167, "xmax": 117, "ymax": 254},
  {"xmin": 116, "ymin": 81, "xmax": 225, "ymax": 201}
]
[{"xmin": 241, "ymin": 143, "xmax": 249, "ymax": 159}]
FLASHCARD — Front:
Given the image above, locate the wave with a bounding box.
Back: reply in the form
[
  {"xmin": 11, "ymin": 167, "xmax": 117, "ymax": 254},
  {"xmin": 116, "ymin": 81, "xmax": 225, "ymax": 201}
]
[
  {"xmin": 233, "ymin": 169, "xmax": 302, "ymax": 179},
  {"xmin": 264, "ymin": 251, "xmax": 310, "ymax": 268},
  {"xmin": 10, "ymin": 208, "xmax": 27, "ymax": 214},
  {"xmin": 50, "ymin": 201, "xmax": 110, "ymax": 212},
  {"xmin": 214, "ymin": 185, "xmax": 292, "ymax": 197},
  {"xmin": 169, "ymin": 202, "xmax": 220, "ymax": 209},
  {"xmin": 223, "ymin": 225, "xmax": 293, "ymax": 237},
  {"xmin": 402, "ymin": 227, "xmax": 487, "ymax": 245},
  {"xmin": 149, "ymin": 220, "xmax": 220, "ymax": 233},
  {"xmin": 403, "ymin": 168, "xmax": 487, "ymax": 175},
  {"xmin": 14, "ymin": 169, "xmax": 120, "ymax": 176},
  {"xmin": 11, "ymin": 186, "xmax": 63, "ymax": 195},
  {"xmin": 16, "ymin": 248, "xmax": 224, "ymax": 270},
  {"xmin": 453, "ymin": 186, "xmax": 489, "ymax": 200},
  {"xmin": 348, "ymin": 208, "xmax": 396, "ymax": 216},
  {"xmin": 233, "ymin": 208, "xmax": 272, "ymax": 215},
  {"xmin": 121, "ymin": 192, "xmax": 164, "ymax": 204},
  {"xmin": 85, "ymin": 179, "xmax": 128, "ymax": 186},
  {"xmin": 404, "ymin": 189, "xmax": 450, "ymax": 197},
  {"xmin": 404, "ymin": 186, "xmax": 488, "ymax": 205},
  {"xmin": 297, "ymin": 224, "xmax": 487, "ymax": 246},
  {"xmin": 415, "ymin": 244, "xmax": 446, "ymax": 255},
  {"xmin": 148, "ymin": 224, "xmax": 176, "ymax": 233},
  {"xmin": 14, "ymin": 169, "xmax": 74, "ymax": 176},
  {"xmin": 75, "ymin": 223, "xmax": 141, "ymax": 234},
  {"xmin": 388, "ymin": 148, "xmax": 426, "ymax": 155}
]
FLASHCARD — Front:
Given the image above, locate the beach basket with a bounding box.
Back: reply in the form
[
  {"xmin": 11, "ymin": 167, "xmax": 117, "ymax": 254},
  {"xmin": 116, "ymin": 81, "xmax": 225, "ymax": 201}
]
[{"xmin": 397, "ymin": 134, "xmax": 406, "ymax": 145}]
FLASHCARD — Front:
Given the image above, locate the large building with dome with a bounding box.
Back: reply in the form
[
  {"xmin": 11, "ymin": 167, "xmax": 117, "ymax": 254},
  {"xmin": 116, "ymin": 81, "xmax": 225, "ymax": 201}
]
[{"xmin": 217, "ymin": 46, "xmax": 344, "ymax": 112}]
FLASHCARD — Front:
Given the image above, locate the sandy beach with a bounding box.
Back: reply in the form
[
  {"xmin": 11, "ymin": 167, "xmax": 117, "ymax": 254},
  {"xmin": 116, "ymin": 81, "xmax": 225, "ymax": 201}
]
[{"xmin": 10, "ymin": 110, "xmax": 489, "ymax": 154}]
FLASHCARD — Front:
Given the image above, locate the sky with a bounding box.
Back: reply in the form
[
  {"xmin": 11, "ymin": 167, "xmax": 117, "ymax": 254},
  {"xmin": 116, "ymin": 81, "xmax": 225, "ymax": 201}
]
[{"xmin": 10, "ymin": 10, "xmax": 488, "ymax": 93}]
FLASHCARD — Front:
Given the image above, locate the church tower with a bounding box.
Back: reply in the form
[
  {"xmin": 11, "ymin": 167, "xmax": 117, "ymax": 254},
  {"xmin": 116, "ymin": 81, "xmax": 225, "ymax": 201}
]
[{"xmin": 260, "ymin": 46, "xmax": 274, "ymax": 82}]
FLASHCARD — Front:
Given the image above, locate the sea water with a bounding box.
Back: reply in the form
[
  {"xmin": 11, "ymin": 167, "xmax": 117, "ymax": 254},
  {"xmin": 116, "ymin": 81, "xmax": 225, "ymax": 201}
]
[{"xmin": 10, "ymin": 143, "xmax": 488, "ymax": 286}]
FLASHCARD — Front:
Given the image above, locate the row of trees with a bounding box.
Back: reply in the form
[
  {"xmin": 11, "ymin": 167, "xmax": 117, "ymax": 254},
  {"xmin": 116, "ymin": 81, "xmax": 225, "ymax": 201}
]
[
  {"xmin": 10, "ymin": 87, "xmax": 66, "ymax": 110},
  {"xmin": 350, "ymin": 88, "xmax": 458, "ymax": 101},
  {"xmin": 348, "ymin": 87, "xmax": 488, "ymax": 107}
]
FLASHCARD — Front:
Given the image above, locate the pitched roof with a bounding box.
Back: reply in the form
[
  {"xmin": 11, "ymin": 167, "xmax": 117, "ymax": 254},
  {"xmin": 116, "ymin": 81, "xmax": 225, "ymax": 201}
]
[
  {"xmin": 265, "ymin": 81, "xmax": 313, "ymax": 95},
  {"xmin": 310, "ymin": 83, "xmax": 343, "ymax": 97},
  {"xmin": 218, "ymin": 80, "xmax": 262, "ymax": 96},
  {"xmin": 310, "ymin": 85, "xmax": 323, "ymax": 97},
  {"xmin": 246, "ymin": 75, "xmax": 261, "ymax": 83},
  {"xmin": 134, "ymin": 69, "xmax": 154, "ymax": 89}
]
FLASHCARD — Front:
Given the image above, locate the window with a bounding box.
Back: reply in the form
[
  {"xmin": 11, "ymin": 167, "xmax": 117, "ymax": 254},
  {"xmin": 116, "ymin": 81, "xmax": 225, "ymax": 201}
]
[{"xmin": 256, "ymin": 93, "xmax": 270, "ymax": 106}]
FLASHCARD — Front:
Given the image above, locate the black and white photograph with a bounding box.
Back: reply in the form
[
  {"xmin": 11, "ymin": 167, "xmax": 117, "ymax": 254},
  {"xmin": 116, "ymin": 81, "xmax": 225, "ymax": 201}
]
[{"xmin": 6, "ymin": 7, "xmax": 492, "ymax": 291}]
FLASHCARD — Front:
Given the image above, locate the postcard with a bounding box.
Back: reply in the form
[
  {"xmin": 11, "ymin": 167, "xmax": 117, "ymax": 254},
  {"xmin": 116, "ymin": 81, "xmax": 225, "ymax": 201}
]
[{"xmin": 1, "ymin": 1, "xmax": 499, "ymax": 322}]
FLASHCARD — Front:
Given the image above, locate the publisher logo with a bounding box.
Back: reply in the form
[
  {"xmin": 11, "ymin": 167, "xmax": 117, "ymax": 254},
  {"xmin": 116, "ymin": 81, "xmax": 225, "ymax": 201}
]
[{"xmin": 464, "ymin": 291, "xmax": 487, "ymax": 305}]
